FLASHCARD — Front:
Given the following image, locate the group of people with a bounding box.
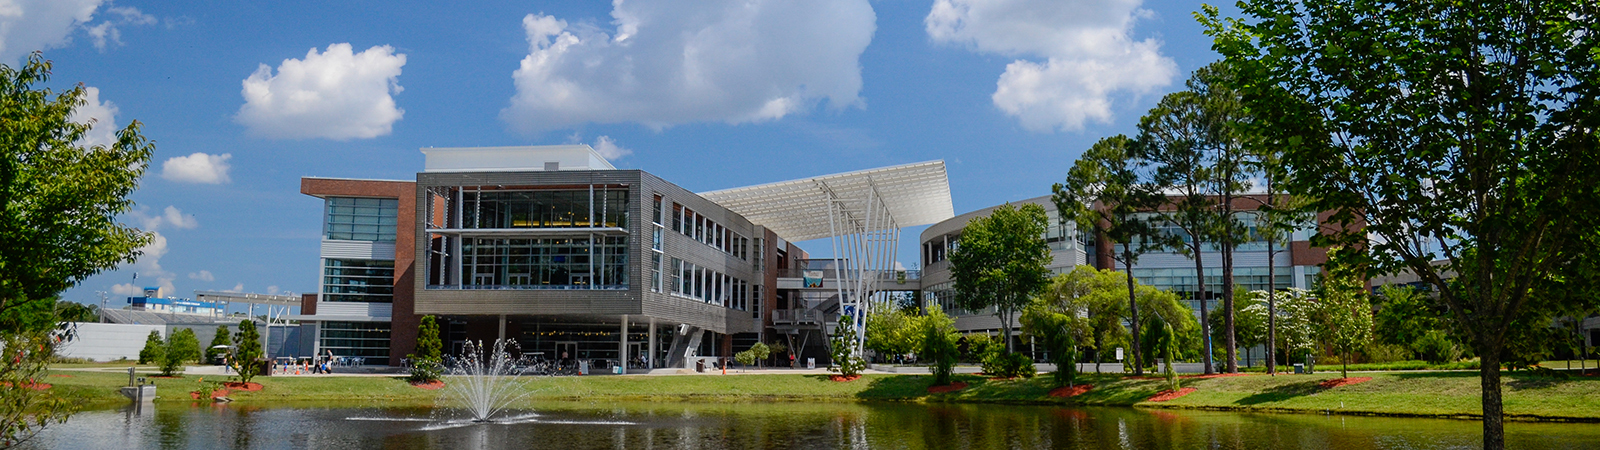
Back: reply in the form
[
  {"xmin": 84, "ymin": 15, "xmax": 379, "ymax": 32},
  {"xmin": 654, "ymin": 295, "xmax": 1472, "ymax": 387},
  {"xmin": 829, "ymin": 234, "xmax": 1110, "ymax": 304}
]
[{"xmin": 278, "ymin": 350, "xmax": 340, "ymax": 375}]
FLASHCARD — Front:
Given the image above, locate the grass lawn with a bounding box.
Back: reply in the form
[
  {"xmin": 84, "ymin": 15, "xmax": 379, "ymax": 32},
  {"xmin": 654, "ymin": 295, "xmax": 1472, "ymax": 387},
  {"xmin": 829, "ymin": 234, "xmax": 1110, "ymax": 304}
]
[{"xmin": 46, "ymin": 367, "xmax": 1600, "ymax": 422}]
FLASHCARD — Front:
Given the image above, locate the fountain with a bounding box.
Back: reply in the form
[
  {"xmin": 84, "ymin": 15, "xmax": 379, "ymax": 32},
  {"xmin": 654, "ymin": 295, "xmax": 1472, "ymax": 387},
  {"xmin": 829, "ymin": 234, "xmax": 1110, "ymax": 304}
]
[{"xmin": 443, "ymin": 339, "xmax": 535, "ymax": 422}]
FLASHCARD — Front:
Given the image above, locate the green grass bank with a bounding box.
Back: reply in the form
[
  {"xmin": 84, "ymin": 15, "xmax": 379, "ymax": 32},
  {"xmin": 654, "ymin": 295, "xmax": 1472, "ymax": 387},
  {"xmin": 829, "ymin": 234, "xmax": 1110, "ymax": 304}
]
[{"xmin": 46, "ymin": 367, "xmax": 1600, "ymax": 423}]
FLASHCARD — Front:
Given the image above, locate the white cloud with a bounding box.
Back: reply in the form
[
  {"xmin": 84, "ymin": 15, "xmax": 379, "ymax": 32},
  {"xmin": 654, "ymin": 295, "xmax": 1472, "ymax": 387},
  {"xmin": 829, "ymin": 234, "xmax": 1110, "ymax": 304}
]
[
  {"xmin": 0, "ymin": 0, "xmax": 102, "ymax": 63},
  {"xmin": 111, "ymin": 230, "xmax": 174, "ymax": 296},
  {"xmin": 68, "ymin": 86, "xmax": 119, "ymax": 147},
  {"xmin": 226, "ymin": 283, "xmax": 243, "ymax": 293},
  {"xmin": 188, "ymin": 270, "xmax": 214, "ymax": 282},
  {"xmin": 161, "ymin": 152, "xmax": 232, "ymax": 184},
  {"xmin": 127, "ymin": 205, "xmax": 197, "ymax": 231},
  {"xmin": 235, "ymin": 43, "xmax": 406, "ymax": 140},
  {"xmin": 501, "ymin": 0, "xmax": 877, "ymax": 133},
  {"xmin": 926, "ymin": 0, "xmax": 1176, "ymax": 132},
  {"xmin": 266, "ymin": 286, "xmax": 280, "ymax": 295},
  {"xmin": 83, "ymin": 5, "xmax": 153, "ymax": 51},
  {"xmin": 591, "ymin": 136, "xmax": 631, "ymax": 160}
]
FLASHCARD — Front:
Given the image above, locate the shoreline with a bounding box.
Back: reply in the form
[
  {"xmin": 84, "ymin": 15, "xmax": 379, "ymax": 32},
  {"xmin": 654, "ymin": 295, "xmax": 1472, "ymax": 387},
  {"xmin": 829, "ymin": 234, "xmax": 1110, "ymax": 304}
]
[{"xmin": 47, "ymin": 367, "xmax": 1600, "ymax": 423}]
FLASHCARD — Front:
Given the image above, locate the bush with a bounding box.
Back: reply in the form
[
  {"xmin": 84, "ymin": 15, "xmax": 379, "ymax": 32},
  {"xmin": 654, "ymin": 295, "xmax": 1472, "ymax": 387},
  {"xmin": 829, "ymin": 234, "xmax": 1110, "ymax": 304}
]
[
  {"xmin": 961, "ymin": 333, "xmax": 1000, "ymax": 363},
  {"xmin": 923, "ymin": 325, "xmax": 959, "ymax": 386},
  {"xmin": 1413, "ymin": 329, "xmax": 1462, "ymax": 364},
  {"xmin": 408, "ymin": 315, "xmax": 443, "ymax": 383},
  {"xmin": 138, "ymin": 330, "xmax": 163, "ymax": 364},
  {"xmin": 161, "ymin": 328, "xmax": 201, "ymax": 376},
  {"xmin": 983, "ymin": 352, "xmax": 1036, "ymax": 378}
]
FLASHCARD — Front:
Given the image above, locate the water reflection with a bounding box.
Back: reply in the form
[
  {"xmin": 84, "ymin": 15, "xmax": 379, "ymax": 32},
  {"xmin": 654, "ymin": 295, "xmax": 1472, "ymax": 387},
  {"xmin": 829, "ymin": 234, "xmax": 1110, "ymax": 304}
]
[{"xmin": 23, "ymin": 401, "xmax": 1600, "ymax": 449}]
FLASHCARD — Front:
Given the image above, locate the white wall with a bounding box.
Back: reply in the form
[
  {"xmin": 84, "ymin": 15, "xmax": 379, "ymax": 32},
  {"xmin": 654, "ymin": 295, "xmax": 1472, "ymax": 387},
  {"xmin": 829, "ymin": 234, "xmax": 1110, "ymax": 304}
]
[{"xmin": 57, "ymin": 323, "xmax": 164, "ymax": 362}]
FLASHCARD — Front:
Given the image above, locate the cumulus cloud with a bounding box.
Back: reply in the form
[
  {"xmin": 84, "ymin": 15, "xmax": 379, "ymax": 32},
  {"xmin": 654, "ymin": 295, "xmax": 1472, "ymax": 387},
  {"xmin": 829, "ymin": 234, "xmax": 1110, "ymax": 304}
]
[
  {"xmin": 110, "ymin": 230, "xmax": 174, "ymax": 296},
  {"xmin": 266, "ymin": 286, "xmax": 280, "ymax": 295},
  {"xmin": 84, "ymin": 5, "xmax": 154, "ymax": 51},
  {"xmin": 235, "ymin": 43, "xmax": 406, "ymax": 140},
  {"xmin": 591, "ymin": 136, "xmax": 631, "ymax": 160},
  {"xmin": 226, "ymin": 283, "xmax": 244, "ymax": 293},
  {"xmin": 501, "ymin": 0, "xmax": 876, "ymax": 133},
  {"xmin": 161, "ymin": 152, "xmax": 232, "ymax": 184},
  {"xmin": 68, "ymin": 86, "xmax": 119, "ymax": 147},
  {"xmin": 926, "ymin": 0, "xmax": 1176, "ymax": 132},
  {"xmin": 0, "ymin": 0, "xmax": 101, "ymax": 63},
  {"xmin": 188, "ymin": 270, "xmax": 214, "ymax": 282},
  {"xmin": 128, "ymin": 205, "xmax": 197, "ymax": 231}
]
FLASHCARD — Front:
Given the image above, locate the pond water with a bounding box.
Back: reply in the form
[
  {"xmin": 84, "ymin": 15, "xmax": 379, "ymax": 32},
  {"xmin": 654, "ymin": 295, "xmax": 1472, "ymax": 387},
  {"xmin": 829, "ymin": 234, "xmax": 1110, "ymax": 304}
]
[{"xmin": 24, "ymin": 401, "xmax": 1600, "ymax": 449}]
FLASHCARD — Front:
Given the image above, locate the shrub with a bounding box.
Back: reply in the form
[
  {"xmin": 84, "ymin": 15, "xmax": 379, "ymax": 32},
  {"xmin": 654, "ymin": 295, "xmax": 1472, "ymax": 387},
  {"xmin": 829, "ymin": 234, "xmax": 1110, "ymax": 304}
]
[
  {"xmin": 138, "ymin": 330, "xmax": 164, "ymax": 365},
  {"xmin": 160, "ymin": 328, "xmax": 202, "ymax": 376},
  {"xmin": 961, "ymin": 333, "xmax": 999, "ymax": 363},
  {"xmin": 408, "ymin": 315, "xmax": 443, "ymax": 383},
  {"xmin": 1413, "ymin": 329, "xmax": 1462, "ymax": 364},
  {"xmin": 922, "ymin": 310, "xmax": 960, "ymax": 386},
  {"xmin": 206, "ymin": 326, "xmax": 232, "ymax": 365},
  {"xmin": 983, "ymin": 352, "xmax": 1036, "ymax": 378}
]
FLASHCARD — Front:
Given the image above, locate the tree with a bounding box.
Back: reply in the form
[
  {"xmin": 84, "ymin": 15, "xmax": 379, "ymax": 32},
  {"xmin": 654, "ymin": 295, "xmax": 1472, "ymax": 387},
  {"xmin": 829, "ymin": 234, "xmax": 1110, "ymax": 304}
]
[
  {"xmin": 139, "ymin": 330, "xmax": 164, "ymax": 365},
  {"xmin": 1314, "ymin": 260, "xmax": 1374, "ymax": 379},
  {"xmin": 232, "ymin": 320, "xmax": 263, "ymax": 384},
  {"xmin": 1160, "ymin": 318, "xmax": 1181, "ymax": 392},
  {"xmin": 161, "ymin": 328, "xmax": 201, "ymax": 376},
  {"xmin": 1139, "ymin": 91, "xmax": 1224, "ymax": 375},
  {"xmin": 1055, "ymin": 135, "xmax": 1162, "ymax": 375},
  {"xmin": 1209, "ymin": 290, "xmax": 1267, "ymax": 367},
  {"xmin": 1270, "ymin": 288, "xmax": 1319, "ymax": 368},
  {"xmin": 1203, "ymin": 2, "xmax": 1600, "ymax": 446},
  {"xmin": 1133, "ymin": 285, "xmax": 1202, "ymax": 368},
  {"xmin": 864, "ymin": 306, "xmax": 919, "ymax": 360},
  {"xmin": 948, "ymin": 203, "xmax": 1053, "ymax": 354},
  {"xmin": 53, "ymin": 301, "xmax": 97, "ymax": 323},
  {"xmin": 828, "ymin": 317, "xmax": 866, "ymax": 377},
  {"xmin": 735, "ymin": 342, "xmax": 770, "ymax": 368},
  {"xmin": 921, "ymin": 306, "xmax": 960, "ymax": 386},
  {"xmin": 0, "ymin": 52, "xmax": 153, "ymax": 321},
  {"xmin": 207, "ymin": 326, "xmax": 232, "ymax": 365},
  {"xmin": 1020, "ymin": 302, "xmax": 1087, "ymax": 388},
  {"xmin": 408, "ymin": 315, "xmax": 442, "ymax": 383},
  {"xmin": 0, "ymin": 53, "xmax": 153, "ymax": 447}
]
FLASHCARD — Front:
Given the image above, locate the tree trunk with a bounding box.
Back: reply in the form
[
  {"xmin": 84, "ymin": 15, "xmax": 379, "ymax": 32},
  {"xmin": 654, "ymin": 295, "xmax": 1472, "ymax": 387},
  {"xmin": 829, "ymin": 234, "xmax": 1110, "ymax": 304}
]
[
  {"xmin": 1266, "ymin": 237, "xmax": 1278, "ymax": 376},
  {"xmin": 1194, "ymin": 243, "xmax": 1214, "ymax": 375},
  {"xmin": 1125, "ymin": 243, "xmax": 1143, "ymax": 376},
  {"xmin": 1222, "ymin": 243, "xmax": 1238, "ymax": 373},
  {"xmin": 1480, "ymin": 346, "xmax": 1505, "ymax": 450}
]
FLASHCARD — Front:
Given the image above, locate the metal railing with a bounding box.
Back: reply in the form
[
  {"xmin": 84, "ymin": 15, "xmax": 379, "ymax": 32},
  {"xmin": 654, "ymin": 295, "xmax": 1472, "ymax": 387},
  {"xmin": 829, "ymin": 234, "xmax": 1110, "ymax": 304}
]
[
  {"xmin": 425, "ymin": 284, "xmax": 628, "ymax": 291},
  {"xmin": 771, "ymin": 309, "xmax": 824, "ymax": 324},
  {"xmin": 775, "ymin": 269, "xmax": 922, "ymax": 281}
]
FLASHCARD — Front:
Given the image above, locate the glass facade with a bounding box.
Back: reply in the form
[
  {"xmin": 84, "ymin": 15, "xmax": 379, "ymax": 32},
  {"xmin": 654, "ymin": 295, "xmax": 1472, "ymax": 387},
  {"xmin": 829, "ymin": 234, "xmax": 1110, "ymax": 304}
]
[
  {"xmin": 462, "ymin": 236, "xmax": 628, "ymax": 288},
  {"xmin": 319, "ymin": 321, "xmax": 391, "ymax": 358},
  {"xmin": 322, "ymin": 259, "xmax": 395, "ymax": 303},
  {"xmin": 462, "ymin": 189, "xmax": 628, "ymax": 229},
  {"xmin": 325, "ymin": 197, "xmax": 398, "ymax": 242},
  {"xmin": 1131, "ymin": 267, "xmax": 1294, "ymax": 312}
]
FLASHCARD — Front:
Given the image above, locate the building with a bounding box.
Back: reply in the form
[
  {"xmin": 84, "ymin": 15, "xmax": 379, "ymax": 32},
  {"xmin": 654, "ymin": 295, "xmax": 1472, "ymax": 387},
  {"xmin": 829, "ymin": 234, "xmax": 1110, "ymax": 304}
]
[
  {"xmin": 294, "ymin": 145, "xmax": 953, "ymax": 369},
  {"xmin": 920, "ymin": 194, "xmax": 1334, "ymax": 351},
  {"xmin": 126, "ymin": 287, "xmax": 223, "ymax": 315}
]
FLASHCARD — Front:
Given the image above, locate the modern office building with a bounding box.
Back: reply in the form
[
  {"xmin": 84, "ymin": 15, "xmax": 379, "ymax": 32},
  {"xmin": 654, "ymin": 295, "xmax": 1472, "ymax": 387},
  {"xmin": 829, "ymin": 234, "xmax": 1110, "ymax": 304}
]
[
  {"xmin": 294, "ymin": 145, "xmax": 953, "ymax": 369},
  {"xmin": 920, "ymin": 194, "xmax": 1334, "ymax": 350}
]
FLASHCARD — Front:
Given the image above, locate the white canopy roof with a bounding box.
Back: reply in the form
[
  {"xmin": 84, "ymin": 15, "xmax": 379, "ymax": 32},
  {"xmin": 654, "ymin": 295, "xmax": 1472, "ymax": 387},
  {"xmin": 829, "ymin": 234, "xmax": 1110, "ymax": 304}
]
[{"xmin": 699, "ymin": 161, "xmax": 955, "ymax": 241}]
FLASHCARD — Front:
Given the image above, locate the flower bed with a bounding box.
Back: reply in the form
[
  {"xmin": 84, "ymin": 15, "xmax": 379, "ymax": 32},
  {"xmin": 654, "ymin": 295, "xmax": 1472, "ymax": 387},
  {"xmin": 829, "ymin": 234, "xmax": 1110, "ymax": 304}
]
[
  {"xmin": 1146, "ymin": 387, "xmax": 1197, "ymax": 402},
  {"xmin": 1047, "ymin": 384, "xmax": 1093, "ymax": 398}
]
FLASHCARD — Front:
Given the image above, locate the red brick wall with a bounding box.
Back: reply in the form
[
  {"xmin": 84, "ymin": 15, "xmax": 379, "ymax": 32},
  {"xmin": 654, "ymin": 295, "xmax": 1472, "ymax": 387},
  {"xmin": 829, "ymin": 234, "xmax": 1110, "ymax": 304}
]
[{"xmin": 301, "ymin": 177, "xmax": 417, "ymax": 365}]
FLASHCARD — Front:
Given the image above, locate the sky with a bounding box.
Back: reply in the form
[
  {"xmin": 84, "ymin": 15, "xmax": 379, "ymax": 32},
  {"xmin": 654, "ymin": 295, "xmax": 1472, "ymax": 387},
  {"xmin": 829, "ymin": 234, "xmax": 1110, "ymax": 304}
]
[{"xmin": 12, "ymin": 0, "xmax": 1231, "ymax": 310}]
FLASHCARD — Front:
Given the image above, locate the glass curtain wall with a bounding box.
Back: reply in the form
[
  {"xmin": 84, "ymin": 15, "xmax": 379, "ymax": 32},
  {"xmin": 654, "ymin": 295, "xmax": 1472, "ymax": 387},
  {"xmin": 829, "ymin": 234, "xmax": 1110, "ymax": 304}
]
[
  {"xmin": 463, "ymin": 190, "xmax": 628, "ymax": 229},
  {"xmin": 463, "ymin": 236, "xmax": 628, "ymax": 289}
]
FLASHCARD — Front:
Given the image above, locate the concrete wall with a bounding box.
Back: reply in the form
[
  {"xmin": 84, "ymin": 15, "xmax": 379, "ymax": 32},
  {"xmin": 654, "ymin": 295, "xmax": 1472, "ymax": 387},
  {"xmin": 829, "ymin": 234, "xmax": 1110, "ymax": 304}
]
[{"xmin": 57, "ymin": 323, "xmax": 164, "ymax": 362}]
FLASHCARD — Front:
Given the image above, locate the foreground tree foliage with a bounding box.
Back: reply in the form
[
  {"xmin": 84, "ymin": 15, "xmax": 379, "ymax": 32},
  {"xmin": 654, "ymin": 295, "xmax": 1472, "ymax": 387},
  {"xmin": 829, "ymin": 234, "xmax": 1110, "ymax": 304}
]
[
  {"xmin": 949, "ymin": 203, "xmax": 1052, "ymax": 354},
  {"xmin": 1054, "ymin": 136, "xmax": 1161, "ymax": 375},
  {"xmin": 232, "ymin": 321, "xmax": 263, "ymax": 384},
  {"xmin": 1202, "ymin": 2, "xmax": 1600, "ymax": 447},
  {"xmin": 0, "ymin": 52, "xmax": 153, "ymax": 447}
]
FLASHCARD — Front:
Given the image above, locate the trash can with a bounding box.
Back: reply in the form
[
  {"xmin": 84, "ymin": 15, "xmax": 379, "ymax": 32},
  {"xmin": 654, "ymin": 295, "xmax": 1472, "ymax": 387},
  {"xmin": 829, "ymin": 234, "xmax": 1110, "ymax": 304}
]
[
  {"xmin": 1293, "ymin": 363, "xmax": 1305, "ymax": 374},
  {"xmin": 695, "ymin": 359, "xmax": 706, "ymax": 372}
]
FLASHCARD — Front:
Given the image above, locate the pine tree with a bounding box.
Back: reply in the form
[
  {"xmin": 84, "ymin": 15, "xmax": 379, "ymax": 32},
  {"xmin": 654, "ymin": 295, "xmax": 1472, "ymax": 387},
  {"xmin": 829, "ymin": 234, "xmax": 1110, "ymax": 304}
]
[{"xmin": 138, "ymin": 330, "xmax": 164, "ymax": 365}]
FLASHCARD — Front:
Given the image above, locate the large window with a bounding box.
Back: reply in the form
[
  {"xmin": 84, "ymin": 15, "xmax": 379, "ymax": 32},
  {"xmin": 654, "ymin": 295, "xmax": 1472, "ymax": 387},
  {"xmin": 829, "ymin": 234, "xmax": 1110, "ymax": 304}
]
[
  {"xmin": 462, "ymin": 236, "xmax": 628, "ymax": 288},
  {"xmin": 319, "ymin": 321, "xmax": 390, "ymax": 358},
  {"xmin": 462, "ymin": 189, "xmax": 628, "ymax": 229},
  {"xmin": 322, "ymin": 259, "xmax": 395, "ymax": 303},
  {"xmin": 325, "ymin": 197, "xmax": 398, "ymax": 242}
]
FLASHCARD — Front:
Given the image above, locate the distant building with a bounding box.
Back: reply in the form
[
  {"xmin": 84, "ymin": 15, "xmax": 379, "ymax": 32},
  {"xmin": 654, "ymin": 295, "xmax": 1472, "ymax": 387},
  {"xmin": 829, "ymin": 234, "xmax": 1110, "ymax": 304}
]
[{"xmin": 126, "ymin": 287, "xmax": 222, "ymax": 315}]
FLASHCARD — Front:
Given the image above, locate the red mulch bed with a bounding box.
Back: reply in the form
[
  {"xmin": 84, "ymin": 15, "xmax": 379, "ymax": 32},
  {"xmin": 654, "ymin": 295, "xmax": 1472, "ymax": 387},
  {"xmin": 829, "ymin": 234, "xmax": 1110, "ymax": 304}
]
[
  {"xmin": 927, "ymin": 382, "xmax": 968, "ymax": 394},
  {"xmin": 223, "ymin": 382, "xmax": 263, "ymax": 391},
  {"xmin": 1318, "ymin": 377, "xmax": 1372, "ymax": 389},
  {"xmin": 1047, "ymin": 384, "xmax": 1094, "ymax": 398},
  {"xmin": 828, "ymin": 375, "xmax": 862, "ymax": 382},
  {"xmin": 411, "ymin": 380, "xmax": 446, "ymax": 390},
  {"xmin": 1147, "ymin": 387, "xmax": 1197, "ymax": 402}
]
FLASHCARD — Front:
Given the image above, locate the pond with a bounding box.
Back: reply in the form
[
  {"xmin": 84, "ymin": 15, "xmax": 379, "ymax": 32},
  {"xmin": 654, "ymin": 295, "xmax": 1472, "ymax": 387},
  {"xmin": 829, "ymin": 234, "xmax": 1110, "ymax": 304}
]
[{"xmin": 24, "ymin": 401, "xmax": 1600, "ymax": 449}]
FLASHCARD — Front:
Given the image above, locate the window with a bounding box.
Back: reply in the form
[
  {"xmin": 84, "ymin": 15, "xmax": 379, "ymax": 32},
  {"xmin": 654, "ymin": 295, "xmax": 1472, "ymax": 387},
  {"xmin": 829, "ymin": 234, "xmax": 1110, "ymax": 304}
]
[
  {"xmin": 670, "ymin": 258, "xmax": 684, "ymax": 294},
  {"xmin": 325, "ymin": 197, "xmax": 398, "ymax": 242},
  {"xmin": 323, "ymin": 259, "xmax": 395, "ymax": 303},
  {"xmin": 319, "ymin": 321, "xmax": 390, "ymax": 358},
  {"xmin": 650, "ymin": 253, "xmax": 663, "ymax": 293},
  {"xmin": 652, "ymin": 228, "xmax": 663, "ymax": 251},
  {"xmin": 460, "ymin": 237, "xmax": 629, "ymax": 288},
  {"xmin": 461, "ymin": 189, "xmax": 628, "ymax": 229},
  {"xmin": 673, "ymin": 203, "xmax": 684, "ymax": 233},
  {"xmin": 652, "ymin": 194, "xmax": 663, "ymax": 225}
]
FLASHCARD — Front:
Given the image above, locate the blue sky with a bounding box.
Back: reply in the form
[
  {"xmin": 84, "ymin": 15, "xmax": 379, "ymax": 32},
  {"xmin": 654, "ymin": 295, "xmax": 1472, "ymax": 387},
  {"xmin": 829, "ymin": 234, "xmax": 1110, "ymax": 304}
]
[{"xmin": 14, "ymin": 0, "xmax": 1229, "ymax": 310}]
